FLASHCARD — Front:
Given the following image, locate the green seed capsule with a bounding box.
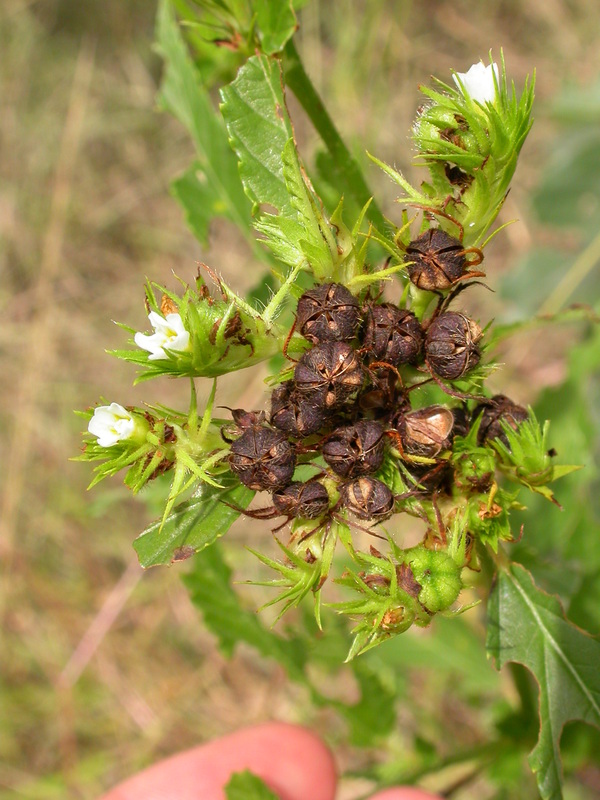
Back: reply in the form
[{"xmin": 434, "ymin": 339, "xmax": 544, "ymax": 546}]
[{"xmin": 403, "ymin": 546, "xmax": 462, "ymax": 613}]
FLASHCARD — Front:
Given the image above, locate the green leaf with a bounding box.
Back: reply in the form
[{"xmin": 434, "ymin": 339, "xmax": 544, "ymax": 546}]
[
  {"xmin": 133, "ymin": 479, "xmax": 254, "ymax": 567},
  {"xmin": 255, "ymin": 0, "xmax": 297, "ymax": 55},
  {"xmin": 280, "ymin": 137, "xmax": 337, "ymax": 279},
  {"xmin": 156, "ymin": 0, "xmax": 252, "ymax": 238},
  {"xmin": 487, "ymin": 563, "xmax": 600, "ymax": 800},
  {"xmin": 221, "ymin": 54, "xmax": 337, "ymax": 277},
  {"xmin": 183, "ymin": 540, "xmax": 307, "ymax": 682},
  {"xmin": 220, "ymin": 53, "xmax": 294, "ymax": 213},
  {"xmin": 342, "ymin": 659, "xmax": 396, "ymax": 747},
  {"xmin": 225, "ymin": 771, "xmax": 278, "ymax": 800},
  {"xmin": 170, "ymin": 163, "xmax": 219, "ymax": 246}
]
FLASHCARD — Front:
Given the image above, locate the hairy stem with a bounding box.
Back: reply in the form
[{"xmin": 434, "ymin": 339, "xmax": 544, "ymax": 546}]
[{"xmin": 283, "ymin": 39, "xmax": 387, "ymax": 232}]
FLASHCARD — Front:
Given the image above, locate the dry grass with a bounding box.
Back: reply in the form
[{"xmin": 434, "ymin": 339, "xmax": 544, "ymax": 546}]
[{"xmin": 1, "ymin": 0, "xmax": 600, "ymax": 797}]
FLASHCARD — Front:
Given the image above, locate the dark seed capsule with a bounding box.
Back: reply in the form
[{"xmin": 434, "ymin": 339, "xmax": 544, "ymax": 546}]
[
  {"xmin": 473, "ymin": 394, "xmax": 529, "ymax": 446},
  {"xmin": 407, "ymin": 461, "xmax": 453, "ymax": 495},
  {"xmin": 230, "ymin": 408, "xmax": 266, "ymax": 428},
  {"xmin": 341, "ymin": 477, "xmax": 394, "ymax": 520},
  {"xmin": 270, "ymin": 381, "xmax": 325, "ymax": 437},
  {"xmin": 425, "ymin": 311, "xmax": 482, "ymax": 381},
  {"xmin": 294, "ymin": 342, "xmax": 365, "ymax": 410},
  {"xmin": 405, "ymin": 228, "xmax": 470, "ymax": 291},
  {"xmin": 272, "ymin": 481, "xmax": 330, "ymax": 519},
  {"xmin": 394, "ymin": 405, "xmax": 455, "ymax": 458},
  {"xmin": 296, "ymin": 282, "xmax": 361, "ymax": 343},
  {"xmin": 451, "ymin": 405, "xmax": 471, "ymax": 439},
  {"xmin": 362, "ymin": 304, "xmax": 423, "ymax": 366},
  {"xmin": 221, "ymin": 408, "xmax": 268, "ymax": 442},
  {"xmin": 322, "ymin": 420, "xmax": 385, "ymax": 478},
  {"xmin": 229, "ymin": 427, "xmax": 295, "ymax": 491}
]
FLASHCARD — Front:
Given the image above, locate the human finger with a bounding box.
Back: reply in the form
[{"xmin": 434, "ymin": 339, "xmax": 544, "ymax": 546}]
[{"xmin": 99, "ymin": 722, "xmax": 336, "ymax": 800}]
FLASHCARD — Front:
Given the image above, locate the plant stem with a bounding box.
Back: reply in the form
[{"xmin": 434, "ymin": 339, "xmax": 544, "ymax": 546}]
[{"xmin": 283, "ymin": 39, "xmax": 387, "ymax": 232}]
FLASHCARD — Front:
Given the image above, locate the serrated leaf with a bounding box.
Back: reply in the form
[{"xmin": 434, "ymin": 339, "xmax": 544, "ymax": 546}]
[
  {"xmin": 487, "ymin": 563, "xmax": 600, "ymax": 800},
  {"xmin": 255, "ymin": 0, "xmax": 297, "ymax": 55},
  {"xmin": 182, "ymin": 540, "xmax": 307, "ymax": 682},
  {"xmin": 221, "ymin": 53, "xmax": 294, "ymax": 212},
  {"xmin": 221, "ymin": 54, "xmax": 337, "ymax": 276},
  {"xmin": 156, "ymin": 0, "xmax": 252, "ymax": 237},
  {"xmin": 280, "ymin": 137, "xmax": 337, "ymax": 278},
  {"xmin": 225, "ymin": 771, "xmax": 278, "ymax": 800},
  {"xmin": 133, "ymin": 479, "xmax": 254, "ymax": 567}
]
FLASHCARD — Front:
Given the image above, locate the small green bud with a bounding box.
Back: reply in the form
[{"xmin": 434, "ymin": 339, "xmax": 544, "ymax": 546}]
[
  {"xmin": 452, "ymin": 446, "xmax": 496, "ymax": 494},
  {"xmin": 402, "ymin": 546, "xmax": 462, "ymax": 613}
]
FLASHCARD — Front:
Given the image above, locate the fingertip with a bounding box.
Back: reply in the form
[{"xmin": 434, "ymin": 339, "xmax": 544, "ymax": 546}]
[
  {"xmin": 243, "ymin": 722, "xmax": 337, "ymax": 800},
  {"xmin": 99, "ymin": 722, "xmax": 336, "ymax": 800}
]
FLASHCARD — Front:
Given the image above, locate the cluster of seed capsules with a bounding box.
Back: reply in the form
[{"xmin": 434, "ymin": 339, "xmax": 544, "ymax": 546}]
[{"xmin": 226, "ymin": 228, "xmax": 528, "ymax": 535}]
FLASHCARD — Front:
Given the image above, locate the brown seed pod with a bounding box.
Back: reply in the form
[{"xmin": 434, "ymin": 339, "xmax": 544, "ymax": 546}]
[
  {"xmin": 322, "ymin": 420, "xmax": 385, "ymax": 478},
  {"xmin": 229, "ymin": 427, "xmax": 295, "ymax": 491},
  {"xmin": 362, "ymin": 304, "xmax": 423, "ymax": 366},
  {"xmin": 272, "ymin": 481, "xmax": 330, "ymax": 519},
  {"xmin": 394, "ymin": 405, "xmax": 455, "ymax": 458},
  {"xmin": 404, "ymin": 461, "xmax": 453, "ymax": 496},
  {"xmin": 425, "ymin": 311, "xmax": 482, "ymax": 381},
  {"xmin": 270, "ymin": 381, "xmax": 326, "ymax": 437},
  {"xmin": 473, "ymin": 394, "xmax": 529, "ymax": 446},
  {"xmin": 450, "ymin": 405, "xmax": 471, "ymax": 439},
  {"xmin": 340, "ymin": 477, "xmax": 395, "ymax": 520},
  {"xmin": 357, "ymin": 367, "xmax": 408, "ymax": 418},
  {"xmin": 221, "ymin": 408, "xmax": 267, "ymax": 442},
  {"xmin": 296, "ymin": 282, "xmax": 361, "ymax": 343},
  {"xmin": 294, "ymin": 342, "xmax": 365, "ymax": 410},
  {"xmin": 405, "ymin": 228, "xmax": 483, "ymax": 291}
]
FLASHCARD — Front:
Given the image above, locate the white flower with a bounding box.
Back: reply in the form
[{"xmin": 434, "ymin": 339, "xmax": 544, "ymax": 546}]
[
  {"xmin": 134, "ymin": 311, "xmax": 190, "ymax": 361},
  {"xmin": 453, "ymin": 61, "xmax": 499, "ymax": 105},
  {"xmin": 88, "ymin": 403, "xmax": 136, "ymax": 447}
]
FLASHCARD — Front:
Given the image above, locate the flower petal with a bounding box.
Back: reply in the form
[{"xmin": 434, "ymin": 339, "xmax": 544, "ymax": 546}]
[
  {"xmin": 453, "ymin": 61, "xmax": 499, "ymax": 105},
  {"xmin": 135, "ymin": 312, "xmax": 190, "ymax": 360},
  {"xmin": 88, "ymin": 403, "xmax": 136, "ymax": 447}
]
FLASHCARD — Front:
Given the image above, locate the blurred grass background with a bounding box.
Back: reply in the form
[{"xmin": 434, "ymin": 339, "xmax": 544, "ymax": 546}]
[{"xmin": 1, "ymin": 1, "xmax": 600, "ymax": 798}]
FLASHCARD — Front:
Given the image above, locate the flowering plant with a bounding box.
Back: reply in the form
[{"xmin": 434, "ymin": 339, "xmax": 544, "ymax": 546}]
[{"xmin": 77, "ymin": 3, "xmax": 600, "ymax": 799}]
